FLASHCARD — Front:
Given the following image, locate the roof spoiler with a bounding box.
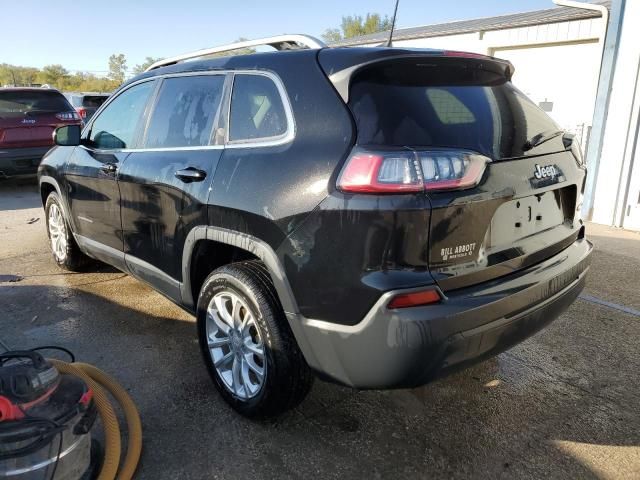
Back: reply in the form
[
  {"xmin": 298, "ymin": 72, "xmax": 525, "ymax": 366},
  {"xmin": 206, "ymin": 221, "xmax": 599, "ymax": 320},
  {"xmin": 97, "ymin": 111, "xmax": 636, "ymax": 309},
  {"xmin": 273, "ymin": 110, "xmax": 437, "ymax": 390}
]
[{"xmin": 318, "ymin": 49, "xmax": 514, "ymax": 103}]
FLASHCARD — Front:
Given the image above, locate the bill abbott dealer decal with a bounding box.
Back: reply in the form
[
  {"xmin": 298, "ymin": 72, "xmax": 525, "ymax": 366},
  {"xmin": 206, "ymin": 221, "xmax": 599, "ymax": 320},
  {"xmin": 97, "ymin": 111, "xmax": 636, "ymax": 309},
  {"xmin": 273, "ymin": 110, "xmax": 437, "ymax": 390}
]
[{"xmin": 441, "ymin": 242, "xmax": 477, "ymax": 261}]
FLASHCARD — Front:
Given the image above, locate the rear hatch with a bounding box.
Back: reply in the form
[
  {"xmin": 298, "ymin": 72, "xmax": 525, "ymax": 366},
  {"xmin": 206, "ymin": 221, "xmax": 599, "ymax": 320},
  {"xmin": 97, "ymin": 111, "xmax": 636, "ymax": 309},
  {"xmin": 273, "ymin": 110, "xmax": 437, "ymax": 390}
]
[
  {"xmin": 68, "ymin": 94, "xmax": 109, "ymax": 122},
  {"xmin": 322, "ymin": 50, "xmax": 586, "ymax": 291},
  {"xmin": 0, "ymin": 89, "xmax": 80, "ymax": 149}
]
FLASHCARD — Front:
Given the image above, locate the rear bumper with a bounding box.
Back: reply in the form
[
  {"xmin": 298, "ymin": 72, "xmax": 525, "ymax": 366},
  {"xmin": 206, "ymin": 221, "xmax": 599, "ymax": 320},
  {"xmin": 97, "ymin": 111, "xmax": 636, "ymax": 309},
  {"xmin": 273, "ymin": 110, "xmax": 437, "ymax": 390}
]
[
  {"xmin": 0, "ymin": 146, "xmax": 51, "ymax": 178},
  {"xmin": 289, "ymin": 236, "xmax": 592, "ymax": 389}
]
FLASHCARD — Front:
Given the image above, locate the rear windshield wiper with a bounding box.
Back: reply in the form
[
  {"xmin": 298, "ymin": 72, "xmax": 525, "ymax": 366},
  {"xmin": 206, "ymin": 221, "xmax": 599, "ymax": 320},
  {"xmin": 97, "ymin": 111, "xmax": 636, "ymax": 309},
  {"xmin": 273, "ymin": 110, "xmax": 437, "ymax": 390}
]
[{"xmin": 523, "ymin": 130, "xmax": 564, "ymax": 151}]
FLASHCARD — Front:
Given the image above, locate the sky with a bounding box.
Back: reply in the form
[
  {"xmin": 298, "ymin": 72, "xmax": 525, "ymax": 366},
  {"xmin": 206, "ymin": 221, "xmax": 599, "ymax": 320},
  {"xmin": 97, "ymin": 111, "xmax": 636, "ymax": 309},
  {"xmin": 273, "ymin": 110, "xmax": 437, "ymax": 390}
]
[{"xmin": 1, "ymin": 0, "xmax": 555, "ymax": 74}]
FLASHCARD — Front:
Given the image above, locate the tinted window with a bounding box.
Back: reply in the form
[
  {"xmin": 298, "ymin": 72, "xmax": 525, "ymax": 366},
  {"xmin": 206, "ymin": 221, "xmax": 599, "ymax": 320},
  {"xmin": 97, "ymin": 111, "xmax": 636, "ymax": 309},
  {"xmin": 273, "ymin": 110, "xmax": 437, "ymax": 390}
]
[
  {"xmin": 0, "ymin": 90, "xmax": 71, "ymax": 116},
  {"xmin": 229, "ymin": 74, "xmax": 287, "ymax": 142},
  {"xmin": 144, "ymin": 75, "xmax": 224, "ymax": 148},
  {"xmin": 89, "ymin": 81, "xmax": 154, "ymax": 150},
  {"xmin": 349, "ymin": 60, "xmax": 561, "ymax": 160},
  {"xmin": 82, "ymin": 95, "xmax": 109, "ymax": 108}
]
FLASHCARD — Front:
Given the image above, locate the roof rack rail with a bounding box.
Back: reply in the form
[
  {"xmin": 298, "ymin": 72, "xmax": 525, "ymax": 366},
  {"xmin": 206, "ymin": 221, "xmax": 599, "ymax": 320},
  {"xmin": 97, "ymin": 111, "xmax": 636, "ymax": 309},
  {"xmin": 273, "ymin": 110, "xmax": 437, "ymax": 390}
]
[{"xmin": 146, "ymin": 34, "xmax": 327, "ymax": 72}]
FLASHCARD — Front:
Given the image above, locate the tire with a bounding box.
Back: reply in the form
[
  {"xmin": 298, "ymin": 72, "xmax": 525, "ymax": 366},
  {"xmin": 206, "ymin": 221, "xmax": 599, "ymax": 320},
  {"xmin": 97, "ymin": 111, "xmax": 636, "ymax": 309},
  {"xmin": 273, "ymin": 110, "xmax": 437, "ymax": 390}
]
[
  {"xmin": 197, "ymin": 260, "xmax": 314, "ymax": 418},
  {"xmin": 45, "ymin": 192, "xmax": 91, "ymax": 271}
]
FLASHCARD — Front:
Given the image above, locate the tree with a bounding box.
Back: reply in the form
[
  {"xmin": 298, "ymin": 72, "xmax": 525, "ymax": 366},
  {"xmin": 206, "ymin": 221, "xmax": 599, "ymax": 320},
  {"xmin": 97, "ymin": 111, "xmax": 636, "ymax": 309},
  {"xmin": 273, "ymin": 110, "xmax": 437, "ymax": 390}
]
[
  {"xmin": 41, "ymin": 64, "xmax": 70, "ymax": 86},
  {"xmin": 0, "ymin": 62, "xmax": 120, "ymax": 91},
  {"xmin": 108, "ymin": 54, "xmax": 127, "ymax": 84},
  {"xmin": 322, "ymin": 13, "xmax": 392, "ymax": 42},
  {"xmin": 133, "ymin": 57, "xmax": 163, "ymax": 75},
  {"xmin": 207, "ymin": 37, "xmax": 256, "ymax": 58}
]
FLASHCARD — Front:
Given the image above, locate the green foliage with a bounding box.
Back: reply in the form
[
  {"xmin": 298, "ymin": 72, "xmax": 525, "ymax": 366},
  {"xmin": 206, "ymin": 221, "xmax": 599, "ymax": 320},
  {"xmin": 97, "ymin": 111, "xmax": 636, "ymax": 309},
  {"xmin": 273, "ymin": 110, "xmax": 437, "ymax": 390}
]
[
  {"xmin": 1, "ymin": 59, "xmax": 122, "ymax": 93},
  {"xmin": 205, "ymin": 37, "xmax": 256, "ymax": 58},
  {"xmin": 41, "ymin": 64, "xmax": 69, "ymax": 85},
  {"xmin": 322, "ymin": 13, "xmax": 392, "ymax": 42},
  {"xmin": 108, "ymin": 53, "xmax": 127, "ymax": 84},
  {"xmin": 132, "ymin": 57, "xmax": 164, "ymax": 75}
]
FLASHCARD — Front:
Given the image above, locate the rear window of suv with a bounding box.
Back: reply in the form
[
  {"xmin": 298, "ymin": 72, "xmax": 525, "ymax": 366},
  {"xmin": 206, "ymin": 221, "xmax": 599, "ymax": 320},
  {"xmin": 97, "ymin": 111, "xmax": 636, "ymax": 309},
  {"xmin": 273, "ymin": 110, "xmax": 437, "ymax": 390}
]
[
  {"xmin": 0, "ymin": 90, "xmax": 71, "ymax": 117},
  {"xmin": 348, "ymin": 58, "xmax": 562, "ymax": 160},
  {"xmin": 68, "ymin": 95, "xmax": 108, "ymax": 108}
]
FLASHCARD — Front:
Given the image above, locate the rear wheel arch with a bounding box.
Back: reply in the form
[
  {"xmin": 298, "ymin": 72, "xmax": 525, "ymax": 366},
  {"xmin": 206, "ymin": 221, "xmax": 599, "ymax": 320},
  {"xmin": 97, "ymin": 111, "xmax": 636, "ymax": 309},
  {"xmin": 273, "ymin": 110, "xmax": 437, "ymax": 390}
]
[{"xmin": 181, "ymin": 226, "xmax": 299, "ymax": 315}]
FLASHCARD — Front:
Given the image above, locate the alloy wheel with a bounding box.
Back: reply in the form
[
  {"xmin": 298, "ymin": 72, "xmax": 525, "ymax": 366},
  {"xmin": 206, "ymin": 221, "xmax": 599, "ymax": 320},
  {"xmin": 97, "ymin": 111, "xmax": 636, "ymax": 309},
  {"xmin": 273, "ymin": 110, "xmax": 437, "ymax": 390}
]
[
  {"xmin": 206, "ymin": 290, "xmax": 266, "ymax": 400},
  {"xmin": 48, "ymin": 203, "xmax": 67, "ymax": 262}
]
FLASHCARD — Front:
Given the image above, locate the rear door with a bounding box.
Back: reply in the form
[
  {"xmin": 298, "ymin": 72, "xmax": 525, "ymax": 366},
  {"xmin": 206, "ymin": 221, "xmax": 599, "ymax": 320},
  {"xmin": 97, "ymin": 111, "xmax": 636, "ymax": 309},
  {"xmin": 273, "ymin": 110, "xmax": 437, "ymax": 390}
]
[
  {"xmin": 346, "ymin": 55, "xmax": 586, "ymax": 290},
  {"xmin": 66, "ymin": 80, "xmax": 156, "ymax": 262},
  {"xmin": 117, "ymin": 73, "xmax": 227, "ymax": 300}
]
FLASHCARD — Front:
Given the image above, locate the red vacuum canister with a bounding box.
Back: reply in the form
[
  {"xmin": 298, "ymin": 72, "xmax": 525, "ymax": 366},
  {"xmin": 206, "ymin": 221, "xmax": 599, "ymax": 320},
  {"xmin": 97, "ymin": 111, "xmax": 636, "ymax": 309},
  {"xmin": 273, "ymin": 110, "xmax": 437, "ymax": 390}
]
[{"xmin": 0, "ymin": 351, "xmax": 97, "ymax": 480}]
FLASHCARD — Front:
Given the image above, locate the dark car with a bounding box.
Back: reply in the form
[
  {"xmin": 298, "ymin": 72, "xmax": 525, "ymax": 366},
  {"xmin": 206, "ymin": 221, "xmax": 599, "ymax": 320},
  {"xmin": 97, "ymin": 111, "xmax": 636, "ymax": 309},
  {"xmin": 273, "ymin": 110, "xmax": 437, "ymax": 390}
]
[
  {"xmin": 64, "ymin": 92, "xmax": 110, "ymax": 123},
  {"xmin": 37, "ymin": 35, "xmax": 592, "ymax": 417},
  {"xmin": 0, "ymin": 88, "xmax": 81, "ymax": 178}
]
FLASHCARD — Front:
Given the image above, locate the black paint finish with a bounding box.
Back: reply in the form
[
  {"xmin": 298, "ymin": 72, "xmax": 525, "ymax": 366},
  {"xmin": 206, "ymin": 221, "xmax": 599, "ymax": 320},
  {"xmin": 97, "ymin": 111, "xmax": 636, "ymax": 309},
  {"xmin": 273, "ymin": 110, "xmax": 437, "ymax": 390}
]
[
  {"xmin": 38, "ymin": 46, "xmax": 591, "ymax": 388},
  {"xmin": 119, "ymin": 149, "xmax": 220, "ymax": 282}
]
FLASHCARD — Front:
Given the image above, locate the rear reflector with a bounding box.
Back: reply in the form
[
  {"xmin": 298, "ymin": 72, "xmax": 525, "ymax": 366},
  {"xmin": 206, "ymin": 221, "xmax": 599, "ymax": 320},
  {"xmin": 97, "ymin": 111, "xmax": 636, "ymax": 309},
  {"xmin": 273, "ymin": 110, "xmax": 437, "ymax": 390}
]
[
  {"xmin": 387, "ymin": 289, "xmax": 441, "ymax": 309},
  {"xmin": 338, "ymin": 148, "xmax": 488, "ymax": 193}
]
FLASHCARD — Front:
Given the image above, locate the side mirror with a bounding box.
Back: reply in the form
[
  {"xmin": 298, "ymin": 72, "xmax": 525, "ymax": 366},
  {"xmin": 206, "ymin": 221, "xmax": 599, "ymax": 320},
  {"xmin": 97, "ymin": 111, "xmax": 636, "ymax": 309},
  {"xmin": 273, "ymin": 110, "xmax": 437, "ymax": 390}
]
[{"xmin": 53, "ymin": 125, "xmax": 81, "ymax": 146}]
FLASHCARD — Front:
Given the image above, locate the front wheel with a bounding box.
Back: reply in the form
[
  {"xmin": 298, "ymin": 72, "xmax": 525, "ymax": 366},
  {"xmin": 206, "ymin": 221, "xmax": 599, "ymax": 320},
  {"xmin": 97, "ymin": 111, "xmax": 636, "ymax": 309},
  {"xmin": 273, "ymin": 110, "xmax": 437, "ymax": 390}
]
[
  {"xmin": 197, "ymin": 261, "xmax": 314, "ymax": 417},
  {"xmin": 45, "ymin": 192, "xmax": 90, "ymax": 271}
]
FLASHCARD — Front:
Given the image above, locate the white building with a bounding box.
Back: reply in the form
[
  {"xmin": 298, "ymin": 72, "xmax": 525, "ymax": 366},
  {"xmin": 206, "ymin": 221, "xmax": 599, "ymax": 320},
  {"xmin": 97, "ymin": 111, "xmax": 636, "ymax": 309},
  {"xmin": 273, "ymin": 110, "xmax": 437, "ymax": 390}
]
[{"xmin": 336, "ymin": 0, "xmax": 640, "ymax": 232}]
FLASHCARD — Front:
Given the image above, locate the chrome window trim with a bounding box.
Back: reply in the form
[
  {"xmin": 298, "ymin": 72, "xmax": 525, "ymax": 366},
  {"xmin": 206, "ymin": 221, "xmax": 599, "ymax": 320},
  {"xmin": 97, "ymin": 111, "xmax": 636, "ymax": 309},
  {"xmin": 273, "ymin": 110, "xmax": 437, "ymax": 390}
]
[
  {"xmin": 81, "ymin": 69, "xmax": 294, "ymax": 154},
  {"xmin": 81, "ymin": 78, "xmax": 157, "ymax": 153},
  {"xmin": 225, "ymin": 70, "xmax": 296, "ymax": 149},
  {"xmin": 82, "ymin": 71, "xmax": 229, "ymax": 154}
]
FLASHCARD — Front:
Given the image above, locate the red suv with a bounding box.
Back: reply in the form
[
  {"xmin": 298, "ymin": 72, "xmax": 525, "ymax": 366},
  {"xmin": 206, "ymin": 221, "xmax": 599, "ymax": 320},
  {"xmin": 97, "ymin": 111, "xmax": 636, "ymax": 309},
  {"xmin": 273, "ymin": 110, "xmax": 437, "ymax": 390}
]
[{"xmin": 0, "ymin": 88, "xmax": 81, "ymax": 179}]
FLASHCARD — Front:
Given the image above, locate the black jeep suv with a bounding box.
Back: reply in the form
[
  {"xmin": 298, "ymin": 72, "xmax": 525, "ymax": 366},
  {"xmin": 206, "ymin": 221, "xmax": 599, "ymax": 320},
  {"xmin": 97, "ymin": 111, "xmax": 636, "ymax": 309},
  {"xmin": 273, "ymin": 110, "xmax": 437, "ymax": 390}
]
[{"xmin": 38, "ymin": 37, "xmax": 592, "ymax": 417}]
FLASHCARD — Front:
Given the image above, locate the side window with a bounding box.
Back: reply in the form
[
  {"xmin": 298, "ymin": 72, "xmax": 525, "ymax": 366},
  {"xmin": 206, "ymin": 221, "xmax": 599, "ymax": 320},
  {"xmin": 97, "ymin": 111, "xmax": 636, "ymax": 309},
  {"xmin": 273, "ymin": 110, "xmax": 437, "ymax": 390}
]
[
  {"xmin": 229, "ymin": 74, "xmax": 288, "ymax": 142},
  {"xmin": 89, "ymin": 81, "xmax": 155, "ymax": 150},
  {"xmin": 144, "ymin": 75, "xmax": 225, "ymax": 148}
]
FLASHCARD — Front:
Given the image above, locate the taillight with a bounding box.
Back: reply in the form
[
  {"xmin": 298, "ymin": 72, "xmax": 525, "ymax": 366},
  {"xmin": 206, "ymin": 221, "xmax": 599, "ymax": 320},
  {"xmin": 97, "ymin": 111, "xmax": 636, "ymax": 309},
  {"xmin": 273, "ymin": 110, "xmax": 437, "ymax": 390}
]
[
  {"xmin": 337, "ymin": 150, "xmax": 423, "ymax": 193},
  {"xmin": 417, "ymin": 150, "xmax": 488, "ymax": 191},
  {"xmin": 56, "ymin": 111, "xmax": 81, "ymax": 121},
  {"xmin": 387, "ymin": 289, "xmax": 441, "ymax": 309},
  {"xmin": 337, "ymin": 148, "xmax": 488, "ymax": 193},
  {"xmin": 76, "ymin": 108, "xmax": 87, "ymax": 119}
]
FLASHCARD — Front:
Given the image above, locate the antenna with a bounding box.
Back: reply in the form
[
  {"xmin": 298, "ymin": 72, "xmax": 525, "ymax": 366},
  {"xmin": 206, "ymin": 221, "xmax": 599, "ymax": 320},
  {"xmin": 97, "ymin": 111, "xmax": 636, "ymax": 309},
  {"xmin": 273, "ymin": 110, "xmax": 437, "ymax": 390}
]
[{"xmin": 386, "ymin": 0, "xmax": 400, "ymax": 47}]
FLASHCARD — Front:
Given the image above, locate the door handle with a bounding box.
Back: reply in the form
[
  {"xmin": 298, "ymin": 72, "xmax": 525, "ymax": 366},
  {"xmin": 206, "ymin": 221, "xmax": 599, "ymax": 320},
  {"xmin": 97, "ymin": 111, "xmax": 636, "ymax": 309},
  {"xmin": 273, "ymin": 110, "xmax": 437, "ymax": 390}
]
[
  {"xmin": 175, "ymin": 167, "xmax": 207, "ymax": 183},
  {"xmin": 100, "ymin": 163, "xmax": 118, "ymax": 174}
]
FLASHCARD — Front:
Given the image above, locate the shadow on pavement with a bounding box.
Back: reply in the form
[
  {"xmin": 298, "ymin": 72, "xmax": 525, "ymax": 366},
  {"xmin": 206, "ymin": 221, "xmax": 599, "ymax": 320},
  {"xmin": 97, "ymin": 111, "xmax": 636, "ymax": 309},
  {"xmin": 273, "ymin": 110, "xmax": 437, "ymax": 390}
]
[{"xmin": 0, "ymin": 178, "xmax": 41, "ymax": 211}]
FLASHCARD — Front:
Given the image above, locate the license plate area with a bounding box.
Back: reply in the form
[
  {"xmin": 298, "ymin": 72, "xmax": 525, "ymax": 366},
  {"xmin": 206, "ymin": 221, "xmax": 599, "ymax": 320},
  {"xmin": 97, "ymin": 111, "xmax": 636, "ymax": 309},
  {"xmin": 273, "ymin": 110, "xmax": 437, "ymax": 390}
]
[{"xmin": 489, "ymin": 190, "xmax": 570, "ymax": 249}]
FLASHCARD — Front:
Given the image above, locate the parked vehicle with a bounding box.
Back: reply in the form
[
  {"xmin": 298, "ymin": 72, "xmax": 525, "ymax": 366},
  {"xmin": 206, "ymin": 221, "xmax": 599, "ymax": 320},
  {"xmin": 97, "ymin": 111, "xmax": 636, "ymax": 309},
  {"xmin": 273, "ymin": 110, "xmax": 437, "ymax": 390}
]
[
  {"xmin": 38, "ymin": 35, "xmax": 592, "ymax": 417},
  {"xmin": 0, "ymin": 88, "xmax": 81, "ymax": 178},
  {"xmin": 63, "ymin": 92, "xmax": 110, "ymax": 122}
]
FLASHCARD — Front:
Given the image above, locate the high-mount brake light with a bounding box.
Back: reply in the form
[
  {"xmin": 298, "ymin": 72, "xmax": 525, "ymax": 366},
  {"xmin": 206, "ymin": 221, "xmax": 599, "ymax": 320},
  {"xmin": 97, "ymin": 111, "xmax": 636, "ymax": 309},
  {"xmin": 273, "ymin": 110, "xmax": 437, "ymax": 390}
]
[
  {"xmin": 388, "ymin": 289, "xmax": 441, "ymax": 309},
  {"xmin": 443, "ymin": 50, "xmax": 489, "ymax": 59},
  {"xmin": 337, "ymin": 148, "xmax": 488, "ymax": 193}
]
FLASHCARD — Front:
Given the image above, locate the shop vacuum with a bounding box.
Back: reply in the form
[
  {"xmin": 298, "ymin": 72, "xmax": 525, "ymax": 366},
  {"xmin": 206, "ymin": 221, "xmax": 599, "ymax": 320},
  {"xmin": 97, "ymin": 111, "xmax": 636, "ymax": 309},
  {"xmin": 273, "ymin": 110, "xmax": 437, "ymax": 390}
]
[{"xmin": 0, "ymin": 350, "xmax": 99, "ymax": 480}]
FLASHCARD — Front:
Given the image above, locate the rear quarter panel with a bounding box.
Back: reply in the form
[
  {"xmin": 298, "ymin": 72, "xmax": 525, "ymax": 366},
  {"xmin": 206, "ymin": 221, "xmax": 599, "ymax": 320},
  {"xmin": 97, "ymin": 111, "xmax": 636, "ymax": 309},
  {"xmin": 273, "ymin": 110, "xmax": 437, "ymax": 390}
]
[{"xmin": 208, "ymin": 51, "xmax": 355, "ymax": 249}]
